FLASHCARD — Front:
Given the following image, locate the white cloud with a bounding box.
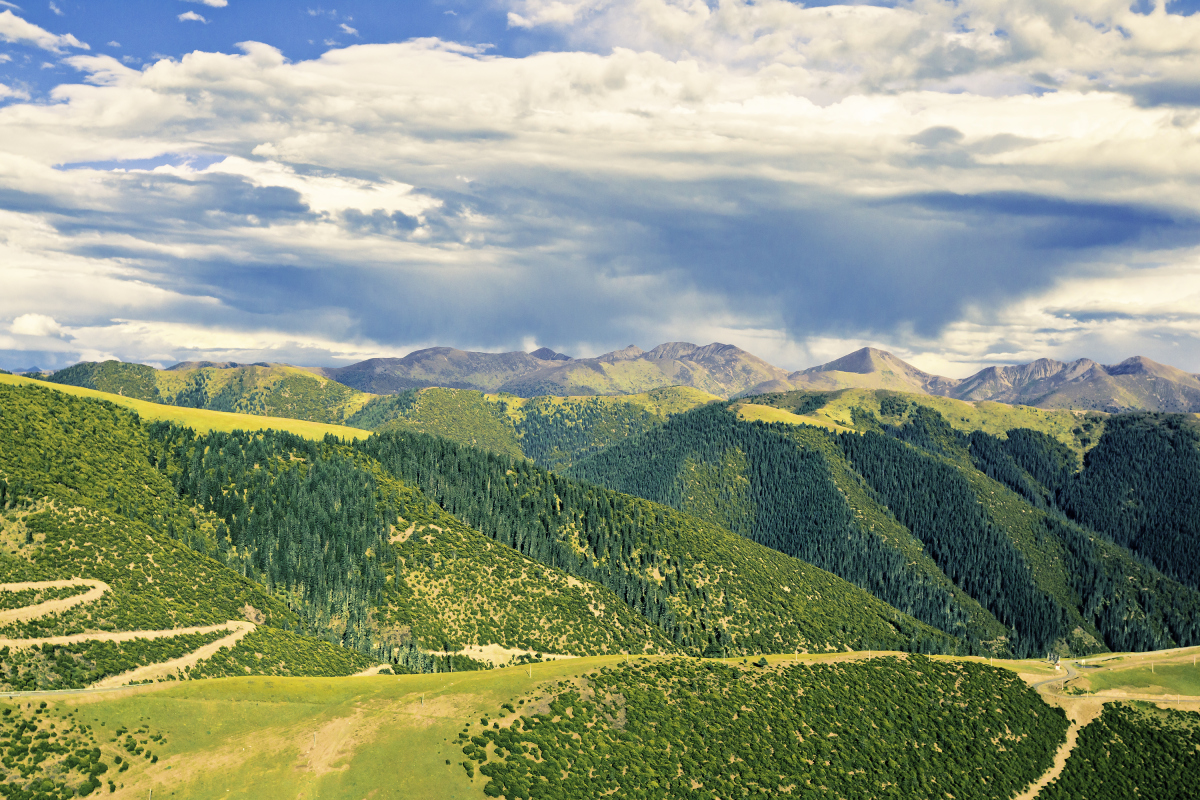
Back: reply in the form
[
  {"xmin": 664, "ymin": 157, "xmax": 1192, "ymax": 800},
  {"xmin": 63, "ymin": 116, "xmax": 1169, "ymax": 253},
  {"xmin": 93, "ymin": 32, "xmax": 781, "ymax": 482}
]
[
  {"xmin": 106, "ymin": 40, "xmax": 119, "ymax": 47},
  {"xmin": 0, "ymin": 7, "xmax": 1198, "ymax": 369},
  {"xmin": 48, "ymin": 1, "xmax": 61, "ymax": 16},
  {"xmin": 0, "ymin": 82, "xmax": 28, "ymax": 99},
  {"xmin": 339, "ymin": 23, "xmax": 358, "ymax": 36},
  {"xmin": 177, "ymin": 11, "xmax": 207, "ymax": 23},
  {"xmin": 184, "ymin": 0, "xmax": 228, "ymax": 6},
  {"xmin": 11, "ymin": 313, "xmax": 64, "ymax": 337},
  {"xmin": 0, "ymin": 9, "xmax": 87, "ymax": 52}
]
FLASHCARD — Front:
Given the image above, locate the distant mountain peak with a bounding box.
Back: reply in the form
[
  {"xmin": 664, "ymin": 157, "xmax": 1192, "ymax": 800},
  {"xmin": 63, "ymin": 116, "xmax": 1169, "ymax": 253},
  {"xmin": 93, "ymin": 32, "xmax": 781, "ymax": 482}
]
[
  {"xmin": 804, "ymin": 347, "xmax": 918, "ymax": 376},
  {"xmin": 165, "ymin": 361, "xmax": 264, "ymax": 371},
  {"xmin": 529, "ymin": 347, "xmax": 572, "ymax": 361},
  {"xmin": 598, "ymin": 345, "xmax": 646, "ymax": 363},
  {"xmin": 645, "ymin": 342, "xmax": 697, "ymax": 359}
]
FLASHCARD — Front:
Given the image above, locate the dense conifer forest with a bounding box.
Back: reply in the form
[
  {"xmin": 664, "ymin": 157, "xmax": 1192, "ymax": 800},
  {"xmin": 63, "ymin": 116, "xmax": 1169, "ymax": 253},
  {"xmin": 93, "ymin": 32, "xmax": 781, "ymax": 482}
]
[
  {"xmin": 1041, "ymin": 702, "xmax": 1200, "ymax": 799},
  {"xmin": 570, "ymin": 398, "xmax": 1200, "ymax": 657},
  {"xmin": 974, "ymin": 413, "xmax": 1200, "ymax": 591},
  {"xmin": 355, "ymin": 428, "xmax": 957, "ymax": 656},
  {"xmin": 469, "ymin": 656, "xmax": 1068, "ymax": 799}
]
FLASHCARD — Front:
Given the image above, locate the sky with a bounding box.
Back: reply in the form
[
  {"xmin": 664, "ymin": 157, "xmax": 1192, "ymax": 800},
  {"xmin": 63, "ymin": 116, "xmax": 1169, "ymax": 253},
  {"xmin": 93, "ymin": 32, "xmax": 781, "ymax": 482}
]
[{"xmin": 3, "ymin": 0, "xmax": 1200, "ymax": 377}]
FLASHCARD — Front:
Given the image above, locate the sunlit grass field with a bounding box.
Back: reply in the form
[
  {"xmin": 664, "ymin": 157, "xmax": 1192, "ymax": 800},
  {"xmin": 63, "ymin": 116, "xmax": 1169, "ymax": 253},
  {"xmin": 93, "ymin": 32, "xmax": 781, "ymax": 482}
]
[{"xmin": 0, "ymin": 374, "xmax": 370, "ymax": 441}]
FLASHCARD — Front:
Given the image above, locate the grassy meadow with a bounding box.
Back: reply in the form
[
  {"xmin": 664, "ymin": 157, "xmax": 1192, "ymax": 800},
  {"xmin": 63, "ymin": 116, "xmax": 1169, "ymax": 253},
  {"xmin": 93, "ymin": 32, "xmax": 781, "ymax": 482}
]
[{"xmin": 0, "ymin": 374, "xmax": 369, "ymax": 441}]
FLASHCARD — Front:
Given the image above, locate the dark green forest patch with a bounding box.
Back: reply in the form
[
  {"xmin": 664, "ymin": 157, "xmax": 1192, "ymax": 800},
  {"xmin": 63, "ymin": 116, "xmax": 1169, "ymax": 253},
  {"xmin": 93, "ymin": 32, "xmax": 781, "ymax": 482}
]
[
  {"xmin": 1042, "ymin": 702, "xmax": 1200, "ymax": 799},
  {"xmin": 470, "ymin": 656, "xmax": 1068, "ymax": 800}
]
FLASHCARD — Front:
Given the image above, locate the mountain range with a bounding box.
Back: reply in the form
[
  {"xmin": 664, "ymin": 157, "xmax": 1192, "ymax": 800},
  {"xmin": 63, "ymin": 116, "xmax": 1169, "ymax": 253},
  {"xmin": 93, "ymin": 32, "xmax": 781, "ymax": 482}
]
[
  {"xmin": 2, "ymin": 357, "xmax": 1199, "ymax": 797},
  {"xmin": 309, "ymin": 341, "xmax": 790, "ymax": 399},
  {"xmin": 763, "ymin": 347, "xmax": 1200, "ymax": 413},
  {"xmin": 24, "ymin": 341, "xmax": 1200, "ymax": 413},
  {"xmin": 312, "ymin": 341, "xmax": 1200, "ymax": 412}
]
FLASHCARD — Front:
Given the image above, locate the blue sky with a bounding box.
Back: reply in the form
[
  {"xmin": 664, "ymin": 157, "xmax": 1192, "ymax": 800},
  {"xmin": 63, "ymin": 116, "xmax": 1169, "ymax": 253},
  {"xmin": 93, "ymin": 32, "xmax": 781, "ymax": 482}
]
[
  {"xmin": 3, "ymin": 0, "xmax": 1200, "ymax": 375},
  {"xmin": 3, "ymin": 1, "xmax": 565, "ymax": 98}
]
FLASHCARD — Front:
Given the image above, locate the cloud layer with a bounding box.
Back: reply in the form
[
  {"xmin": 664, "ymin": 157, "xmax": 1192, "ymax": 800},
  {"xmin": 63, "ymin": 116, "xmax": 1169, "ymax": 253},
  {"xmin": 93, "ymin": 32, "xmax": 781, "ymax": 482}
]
[{"xmin": 1, "ymin": 1, "xmax": 1200, "ymax": 374}]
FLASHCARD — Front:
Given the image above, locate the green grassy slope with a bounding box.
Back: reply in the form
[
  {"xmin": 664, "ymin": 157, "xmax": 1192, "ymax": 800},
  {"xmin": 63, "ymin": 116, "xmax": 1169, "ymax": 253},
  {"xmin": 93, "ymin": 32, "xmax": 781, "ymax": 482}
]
[
  {"xmin": 43, "ymin": 359, "xmax": 161, "ymax": 401},
  {"xmin": 33, "ymin": 363, "xmax": 718, "ymax": 471},
  {"xmin": 0, "ymin": 373, "xmax": 370, "ymax": 441},
  {"xmin": 44, "ymin": 360, "xmax": 373, "ymax": 425},
  {"xmin": 0, "ymin": 383, "xmax": 290, "ymax": 631},
  {"xmin": 349, "ymin": 388, "xmax": 524, "ymax": 458},
  {"xmin": 742, "ymin": 388, "xmax": 1093, "ymax": 455},
  {"xmin": 498, "ymin": 387, "xmax": 719, "ymax": 471},
  {"xmin": 346, "ymin": 385, "xmax": 719, "ymax": 469}
]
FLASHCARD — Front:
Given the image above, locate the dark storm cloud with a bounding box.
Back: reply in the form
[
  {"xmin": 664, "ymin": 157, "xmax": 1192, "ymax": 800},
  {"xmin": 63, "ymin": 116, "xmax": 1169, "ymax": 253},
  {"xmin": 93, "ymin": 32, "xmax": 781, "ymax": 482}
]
[
  {"xmin": 895, "ymin": 191, "xmax": 1194, "ymax": 249},
  {"xmin": 11, "ymin": 163, "xmax": 1200, "ymax": 361},
  {"xmin": 1124, "ymin": 80, "xmax": 1200, "ymax": 108}
]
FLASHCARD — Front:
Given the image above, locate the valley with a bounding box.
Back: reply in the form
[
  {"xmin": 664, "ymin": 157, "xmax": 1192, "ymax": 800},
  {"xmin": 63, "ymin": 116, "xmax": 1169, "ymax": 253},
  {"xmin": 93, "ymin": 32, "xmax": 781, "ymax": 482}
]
[{"xmin": 3, "ymin": 357, "xmax": 1200, "ymax": 797}]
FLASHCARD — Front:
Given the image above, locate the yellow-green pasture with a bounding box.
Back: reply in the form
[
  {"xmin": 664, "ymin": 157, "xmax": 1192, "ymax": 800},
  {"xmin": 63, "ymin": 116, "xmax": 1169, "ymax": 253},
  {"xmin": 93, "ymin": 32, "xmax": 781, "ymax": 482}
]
[
  {"xmin": 741, "ymin": 388, "xmax": 1090, "ymax": 453},
  {"xmin": 1073, "ymin": 646, "xmax": 1200, "ymax": 697},
  {"xmin": 731, "ymin": 401, "xmax": 853, "ymax": 433},
  {"xmin": 489, "ymin": 385, "xmax": 721, "ymax": 422},
  {"xmin": 0, "ymin": 374, "xmax": 370, "ymax": 441},
  {"xmin": 5, "ymin": 655, "xmax": 632, "ymax": 799}
]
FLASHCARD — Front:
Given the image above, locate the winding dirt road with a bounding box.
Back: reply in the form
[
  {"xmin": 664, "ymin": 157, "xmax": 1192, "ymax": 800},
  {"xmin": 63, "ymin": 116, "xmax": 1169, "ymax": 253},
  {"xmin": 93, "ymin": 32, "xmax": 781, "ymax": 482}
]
[
  {"xmin": 90, "ymin": 620, "xmax": 255, "ymax": 688},
  {"xmin": 0, "ymin": 578, "xmax": 253, "ymax": 690},
  {"xmin": 0, "ymin": 579, "xmax": 109, "ymax": 625}
]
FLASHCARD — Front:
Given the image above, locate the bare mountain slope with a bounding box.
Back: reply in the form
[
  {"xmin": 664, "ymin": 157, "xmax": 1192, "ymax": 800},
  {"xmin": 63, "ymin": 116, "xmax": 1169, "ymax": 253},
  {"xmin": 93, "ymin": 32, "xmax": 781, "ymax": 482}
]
[
  {"xmin": 317, "ymin": 347, "xmax": 567, "ymax": 394},
  {"xmin": 744, "ymin": 347, "xmax": 960, "ymax": 396},
  {"xmin": 744, "ymin": 348, "xmax": 1200, "ymax": 412},
  {"xmin": 325, "ymin": 342, "xmax": 789, "ymax": 399},
  {"xmin": 950, "ymin": 355, "xmax": 1200, "ymax": 412}
]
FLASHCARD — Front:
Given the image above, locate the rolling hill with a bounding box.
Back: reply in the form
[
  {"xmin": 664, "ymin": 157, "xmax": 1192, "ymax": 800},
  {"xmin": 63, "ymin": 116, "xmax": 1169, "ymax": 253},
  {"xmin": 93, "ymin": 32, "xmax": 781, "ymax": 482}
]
[
  {"xmin": 42, "ymin": 360, "xmax": 372, "ymax": 424},
  {"xmin": 4, "ymin": 357, "xmax": 1200, "ymax": 798},
  {"xmin": 31, "ymin": 361, "xmax": 721, "ymax": 470},
  {"xmin": 0, "ymin": 378, "xmax": 952, "ymax": 676}
]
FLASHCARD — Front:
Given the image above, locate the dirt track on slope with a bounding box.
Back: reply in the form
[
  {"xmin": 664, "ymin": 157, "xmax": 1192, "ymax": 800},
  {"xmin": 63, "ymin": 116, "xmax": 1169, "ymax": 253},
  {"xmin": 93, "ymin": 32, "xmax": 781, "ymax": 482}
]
[
  {"xmin": 0, "ymin": 579, "xmax": 109, "ymax": 625},
  {"xmin": 0, "ymin": 620, "xmax": 252, "ymax": 650},
  {"xmin": 90, "ymin": 620, "xmax": 256, "ymax": 688},
  {"xmin": 1011, "ymin": 696, "xmax": 1104, "ymax": 800}
]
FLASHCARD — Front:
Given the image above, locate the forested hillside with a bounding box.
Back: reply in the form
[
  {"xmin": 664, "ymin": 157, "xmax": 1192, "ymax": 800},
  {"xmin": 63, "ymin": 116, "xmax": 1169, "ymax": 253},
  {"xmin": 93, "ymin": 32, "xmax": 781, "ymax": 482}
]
[
  {"xmin": 0, "ymin": 383, "xmax": 373, "ymax": 687},
  {"xmin": 38, "ymin": 361, "xmax": 717, "ymax": 471},
  {"xmin": 1, "ymin": 379, "xmax": 957, "ymax": 688},
  {"xmin": 149, "ymin": 425, "xmax": 679, "ymax": 668},
  {"xmin": 0, "ymin": 384, "xmax": 676, "ymax": 683},
  {"xmin": 975, "ymin": 413, "xmax": 1200, "ymax": 590},
  {"xmin": 471, "ymin": 655, "xmax": 1068, "ymax": 799},
  {"xmin": 1041, "ymin": 702, "xmax": 1200, "ymax": 799},
  {"xmin": 570, "ymin": 398, "xmax": 1200, "ymax": 657},
  {"xmin": 355, "ymin": 429, "xmax": 958, "ymax": 656}
]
